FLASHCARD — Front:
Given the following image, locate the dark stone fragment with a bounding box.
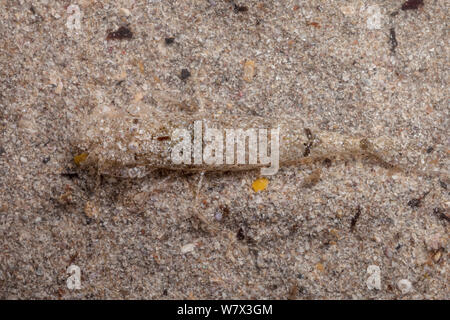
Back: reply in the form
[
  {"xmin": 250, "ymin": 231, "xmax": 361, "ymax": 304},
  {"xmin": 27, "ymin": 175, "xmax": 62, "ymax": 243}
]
[
  {"xmin": 180, "ymin": 68, "xmax": 191, "ymax": 80},
  {"xmin": 389, "ymin": 28, "xmax": 398, "ymax": 52},
  {"xmin": 106, "ymin": 26, "xmax": 133, "ymax": 40},
  {"xmin": 401, "ymin": 0, "xmax": 424, "ymax": 11},
  {"xmin": 237, "ymin": 227, "xmax": 245, "ymax": 240},
  {"xmin": 407, "ymin": 198, "xmax": 421, "ymax": 208},
  {"xmin": 165, "ymin": 37, "xmax": 175, "ymax": 45},
  {"xmin": 233, "ymin": 4, "xmax": 248, "ymax": 13}
]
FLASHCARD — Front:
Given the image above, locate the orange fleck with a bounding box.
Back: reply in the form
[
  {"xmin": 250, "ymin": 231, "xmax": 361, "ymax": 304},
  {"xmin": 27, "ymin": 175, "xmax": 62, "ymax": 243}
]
[
  {"xmin": 137, "ymin": 60, "xmax": 145, "ymax": 74},
  {"xmin": 73, "ymin": 152, "xmax": 88, "ymax": 165},
  {"xmin": 252, "ymin": 178, "xmax": 269, "ymax": 192},
  {"xmin": 307, "ymin": 22, "xmax": 321, "ymax": 28},
  {"xmin": 316, "ymin": 263, "xmax": 324, "ymax": 272}
]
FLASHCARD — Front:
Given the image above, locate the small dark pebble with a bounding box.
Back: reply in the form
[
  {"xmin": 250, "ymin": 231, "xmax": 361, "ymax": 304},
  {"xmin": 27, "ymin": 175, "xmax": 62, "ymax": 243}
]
[
  {"xmin": 165, "ymin": 37, "xmax": 175, "ymax": 45},
  {"xmin": 61, "ymin": 172, "xmax": 78, "ymax": 180},
  {"xmin": 0, "ymin": 146, "xmax": 5, "ymax": 156},
  {"xmin": 42, "ymin": 156, "xmax": 50, "ymax": 164},
  {"xmin": 237, "ymin": 227, "xmax": 245, "ymax": 240},
  {"xmin": 323, "ymin": 158, "xmax": 332, "ymax": 167},
  {"xmin": 395, "ymin": 244, "xmax": 402, "ymax": 250},
  {"xmin": 407, "ymin": 191, "xmax": 429, "ymax": 208},
  {"xmin": 350, "ymin": 206, "xmax": 362, "ymax": 232},
  {"xmin": 163, "ymin": 288, "xmax": 168, "ymax": 296},
  {"xmin": 389, "ymin": 28, "xmax": 398, "ymax": 52},
  {"xmin": 401, "ymin": 0, "xmax": 424, "ymax": 10},
  {"xmin": 439, "ymin": 180, "xmax": 447, "ymax": 190},
  {"xmin": 180, "ymin": 68, "xmax": 191, "ymax": 80},
  {"xmin": 106, "ymin": 26, "xmax": 133, "ymax": 40},
  {"xmin": 303, "ymin": 142, "xmax": 313, "ymax": 157},
  {"xmin": 407, "ymin": 198, "xmax": 422, "ymax": 208},
  {"xmin": 426, "ymin": 146, "xmax": 434, "ymax": 153},
  {"xmin": 233, "ymin": 3, "xmax": 248, "ymax": 13}
]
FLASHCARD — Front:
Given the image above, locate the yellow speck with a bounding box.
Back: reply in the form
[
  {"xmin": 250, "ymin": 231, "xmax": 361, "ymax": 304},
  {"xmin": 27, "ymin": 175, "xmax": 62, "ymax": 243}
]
[
  {"xmin": 252, "ymin": 178, "xmax": 268, "ymax": 192},
  {"xmin": 316, "ymin": 263, "xmax": 324, "ymax": 272},
  {"xmin": 74, "ymin": 152, "xmax": 88, "ymax": 165}
]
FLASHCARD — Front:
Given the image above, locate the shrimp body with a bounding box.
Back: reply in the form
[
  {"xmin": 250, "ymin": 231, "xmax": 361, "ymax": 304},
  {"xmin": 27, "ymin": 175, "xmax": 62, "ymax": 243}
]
[{"xmin": 75, "ymin": 105, "xmax": 447, "ymax": 179}]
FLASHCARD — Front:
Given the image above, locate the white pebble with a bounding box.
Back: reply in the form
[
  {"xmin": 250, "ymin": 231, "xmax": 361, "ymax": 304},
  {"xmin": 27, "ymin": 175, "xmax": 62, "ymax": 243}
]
[
  {"xmin": 366, "ymin": 5, "xmax": 382, "ymax": 30},
  {"xmin": 397, "ymin": 279, "xmax": 412, "ymax": 294},
  {"xmin": 119, "ymin": 8, "xmax": 131, "ymax": 17},
  {"xmin": 181, "ymin": 243, "xmax": 195, "ymax": 254},
  {"xmin": 366, "ymin": 265, "xmax": 381, "ymax": 290}
]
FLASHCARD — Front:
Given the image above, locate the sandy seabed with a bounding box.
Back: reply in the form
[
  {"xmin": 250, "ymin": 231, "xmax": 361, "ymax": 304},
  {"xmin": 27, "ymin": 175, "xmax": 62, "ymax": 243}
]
[{"xmin": 0, "ymin": 0, "xmax": 448, "ymax": 299}]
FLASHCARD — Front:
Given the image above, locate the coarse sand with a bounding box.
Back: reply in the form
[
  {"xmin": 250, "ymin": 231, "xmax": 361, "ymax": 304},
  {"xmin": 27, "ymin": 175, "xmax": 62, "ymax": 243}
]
[{"xmin": 0, "ymin": 0, "xmax": 448, "ymax": 299}]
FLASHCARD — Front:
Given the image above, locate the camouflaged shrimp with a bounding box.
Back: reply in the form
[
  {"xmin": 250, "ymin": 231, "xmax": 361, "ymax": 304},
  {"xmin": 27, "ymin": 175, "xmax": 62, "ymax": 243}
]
[{"xmin": 74, "ymin": 104, "xmax": 448, "ymax": 180}]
